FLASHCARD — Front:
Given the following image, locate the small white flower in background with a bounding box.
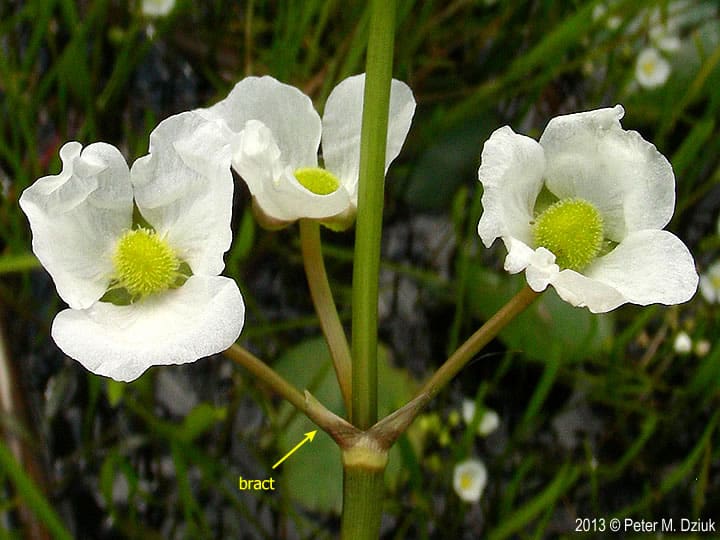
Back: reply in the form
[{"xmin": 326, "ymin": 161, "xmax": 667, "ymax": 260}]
[
  {"xmin": 477, "ymin": 105, "xmax": 698, "ymax": 313},
  {"xmin": 453, "ymin": 459, "xmax": 487, "ymax": 503},
  {"xmin": 695, "ymin": 339, "xmax": 711, "ymax": 357},
  {"xmin": 699, "ymin": 261, "xmax": 720, "ymax": 303},
  {"xmin": 197, "ymin": 74, "xmax": 415, "ymax": 229},
  {"xmin": 20, "ymin": 112, "xmax": 245, "ymax": 382},
  {"xmin": 592, "ymin": 3, "xmax": 622, "ymax": 31},
  {"xmin": 478, "ymin": 409, "xmax": 500, "ymax": 436},
  {"xmin": 635, "ymin": 48, "xmax": 671, "ymax": 89},
  {"xmin": 673, "ymin": 331, "xmax": 692, "ymax": 354},
  {"xmin": 647, "ymin": 2, "xmax": 685, "ymax": 52},
  {"xmin": 142, "ymin": 0, "xmax": 175, "ymax": 17},
  {"xmin": 462, "ymin": 400, "xmax": 500, "ymax": 436},
  {"xmin": 649, "ymin": 27, "xmax": 682, "ymax": 53}
]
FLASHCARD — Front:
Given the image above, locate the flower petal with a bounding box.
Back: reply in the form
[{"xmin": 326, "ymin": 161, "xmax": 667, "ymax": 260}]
[
  {"xmin": 232, "ymin": 120, "xmax": 351, "ymax": 221},
  {"xmin": 550, "ymin": 269, "xmax": 627, "ymax": 313},
  {"xmin": 321, "ymin": 74, "xmax": 416, "ymax": 202},
  {"xmin": 585, "ymin": 229, "xmax": 698, "ymax": 308},
  {"xmin": 51, "ymin": 275, "xmax": 245, "ymax": 382},
  {"xmin": 198, "ymin": 76, "xmax": 321, "ymax": 170},
  {"xmin": 19, "ymin": 142, "xmax": 133, "ymax": 309},
  {"xmin": 539, "ymin": 105, "xmax": 675, "ymax": 241},
  {"xmin": 131, "ymin": 111, "xmax": 235, "ymax": 276},
  {"xmin": 477, "ymin": 126, "xmax": 546, "ymax": 247},
  {"xmin": 502, "ymin": 238, "xmax": 561, "ymax": 292}
]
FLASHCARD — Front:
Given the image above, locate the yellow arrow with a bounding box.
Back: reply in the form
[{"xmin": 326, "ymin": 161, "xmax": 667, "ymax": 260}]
[{"xmin": 272, "ymin": 430, "xmax": 318, "ymax": 469}]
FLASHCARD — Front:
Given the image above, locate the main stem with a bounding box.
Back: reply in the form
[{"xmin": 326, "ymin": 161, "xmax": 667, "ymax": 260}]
[
  {"xmin": 343, "ymin": 0, "xmax": 395, "ymax": 538},
  {"xmin": 351, "ymin": 0, "xmax": 395, "ymax": 432}
]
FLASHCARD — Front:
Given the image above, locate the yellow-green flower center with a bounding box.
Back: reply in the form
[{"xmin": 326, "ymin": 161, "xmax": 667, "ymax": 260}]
[
  {"xmin": 533, "ymin": 198, "xmax": 604, "ymax": 271},
  {"xmin": 459, "ymin": 472, "xmax": 474, "ymax": 490},
  {"xmin": 112, "ymin": 228, "xmax": 181, "ymax": 299},
  {"xmin": 294, "ymin": 167, "xmax": 341, "ymax": 195}
]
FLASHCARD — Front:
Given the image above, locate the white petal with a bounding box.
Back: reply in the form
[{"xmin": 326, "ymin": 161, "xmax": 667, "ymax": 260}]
[
  {"xmin": 585, "ymin": 229, "xmax": 698, "ymax": 308},
  {"xmin": 503, "ymin": 238, "xmax": 562, "ymax": 293},
  {"xmin": 131, "ymin": 111, "xmax": 235, "ymax": 276},
  {"xmin": 322, "ymin": 74, "xmax": 416, "ymax": 203},
  {"xmin": 198, "ymin": 76, "xmax": 321, "ymax": 170},
  {"xmin": 539, "ymin": 105, "xmax": 675, "ymax": 241},
  {"xmin": 19, "ymin": 142, "xmax": 133, "ymax": 309},
  {"xmin": 51, "ymin": 275, "xmax": 245, "ymax": 382},
  {"xmin": 550, "ymin": 269, "xmax": 627, "ymax": 313},
  {"xmin": 233, "ymin": 120, "xmax": 351, "ymax": 221},
  {"xmin": 477, "ymin": 127, "xmax": 546, "ymax": 247}
]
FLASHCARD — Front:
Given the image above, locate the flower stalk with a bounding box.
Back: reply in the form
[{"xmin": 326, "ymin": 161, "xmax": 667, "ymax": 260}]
[
  {"xmin": 369, "ymin": 285, "xmax": 540, "ymax": 447},
  {"xmin": 223, "ymin": 343, "xmax": 354, "ymax": 439},
  {"xmin": 299, "ymin": 219, "xmax": 353, "ymax": 415}
]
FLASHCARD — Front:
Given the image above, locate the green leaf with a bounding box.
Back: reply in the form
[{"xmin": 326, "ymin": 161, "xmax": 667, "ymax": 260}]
[
  {"xmin": 179, "ymin": 404, "xmax": 227, "ymax": 442},
  {"xmin": 273, "ymin": 337, "xmax": 415, "ymax": 513},
  {"xmin": 402, "ymin": 115, "xmax": 493, "ymax": 212},
  {"xmin": 0, "ymin": 253, "xmax": 39, "ymax": 274},
  {"xmin": 466, "ymin": 266, "xmax": 613, "ymax": 363},
  {"xmin": 0, "ymin": 440, "xmax": 73, "ymax": 540},
  {"xmin": 105, "ymin": 380, "xmax": 125, "ymax": 407}
]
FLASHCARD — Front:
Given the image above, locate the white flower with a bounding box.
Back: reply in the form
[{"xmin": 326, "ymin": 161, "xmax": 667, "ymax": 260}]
[
  {"xmin": 673, "ymin": 331, "xmax": 692, "ymax": 354},
  {"xmin": 635, "ymin": 48, "xmax": 671, "ymax": 89},
  {"xmin": 461, "ymin": 400, "xmax": 500, "ymax": 436},
  {"xmin": 695, "ymin": 339, "xmax": 711, "ymax": 357},
  {"xmin": 592, "ymin": 3, "xmax": 622, "ymax": 31},
  {"xmin": 142, "ymin": 0, "xmax": 175, "ymax": 17},
  {"xmin": 453, "ymin": 459, "xmax": 487, "ymax": 503},
  {"xmin": 20, "ymin": 112, "xmax": 245, "ymax": 382},
  {"xmin": 477, "ymin": 105, "xmax": 698, "ymax": 313},
  {"xmin": 197, "ymin": 74, "xmax": 415, "ymax": 227},
  {"xmin": 699, "ymin": 261, "xmax": 720, "ymax": 303},
  {"xmin": 647, "ymin": 2, "xmax": 685, "ymax": 52}
]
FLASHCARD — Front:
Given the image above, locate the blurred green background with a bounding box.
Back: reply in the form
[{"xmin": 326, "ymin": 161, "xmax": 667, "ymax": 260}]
[{"xmin": 1, "ymin": 0, "xmax": 719, "ymax": 538}]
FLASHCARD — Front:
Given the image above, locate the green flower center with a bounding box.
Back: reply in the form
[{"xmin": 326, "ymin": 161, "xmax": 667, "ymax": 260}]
[
  {"xmin": 294, "ymin": 167, "xmax": 341, "ymax": 195},
  {"xmin": 112, "ymin": 228, "xmax": 181, "ymax": 299},
  {"xmin": 533, "ymin": 198, "xmax": 604, "ymax": 271}
]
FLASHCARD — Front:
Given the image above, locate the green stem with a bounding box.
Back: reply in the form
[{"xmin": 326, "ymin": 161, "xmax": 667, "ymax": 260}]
[
  {"xmin": 342, "ymin": 1, "xmax": 396, "ymax": 538},
  {"xmin": 351, "ymin": 0, "xmax": 395, "ymax": 431},
  {"xmin": 299, "ymin": 219, "xmax": 353, "ymax": 416},
  {"xmin": 340, "ymin": 438, "xmax": 389, "ymax": 540},
  {"xmin": 341, "ymin": 465, "xmax": 387, "ymax": 540}
]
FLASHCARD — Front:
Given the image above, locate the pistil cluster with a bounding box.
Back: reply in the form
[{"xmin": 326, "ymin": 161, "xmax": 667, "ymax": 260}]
[
  {"xmin": 533, "ymin": 197, "xmax": 604, "ymax": 271},
  {"xmin": 112, "ymin": 228, "xmax": 182, "ymax": 300}
]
